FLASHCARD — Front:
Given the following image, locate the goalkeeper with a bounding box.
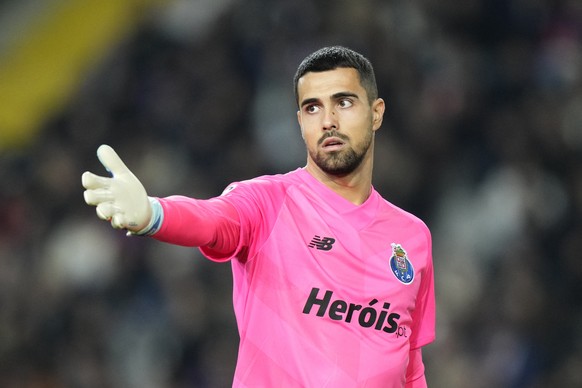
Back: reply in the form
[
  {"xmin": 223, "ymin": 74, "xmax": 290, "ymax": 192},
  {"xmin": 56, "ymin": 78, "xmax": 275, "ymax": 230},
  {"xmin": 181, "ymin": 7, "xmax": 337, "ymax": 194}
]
[{"xmin": 83, "ymin": 46, "xmax": 436, "ymax": 388}]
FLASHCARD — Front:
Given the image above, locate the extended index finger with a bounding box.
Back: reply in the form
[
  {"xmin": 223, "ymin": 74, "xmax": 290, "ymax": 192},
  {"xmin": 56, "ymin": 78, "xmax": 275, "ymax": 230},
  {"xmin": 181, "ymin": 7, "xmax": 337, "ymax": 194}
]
[{"xmin": 96, "ymin": 144, "xmax": 130, "ymax": 176}]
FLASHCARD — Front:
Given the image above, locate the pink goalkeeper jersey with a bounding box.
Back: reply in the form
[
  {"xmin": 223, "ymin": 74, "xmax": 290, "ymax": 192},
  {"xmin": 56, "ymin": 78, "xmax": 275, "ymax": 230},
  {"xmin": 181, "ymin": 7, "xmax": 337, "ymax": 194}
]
[{"xmin": 159, "ymin": 168, "xmax": 435, "ymax": 387}]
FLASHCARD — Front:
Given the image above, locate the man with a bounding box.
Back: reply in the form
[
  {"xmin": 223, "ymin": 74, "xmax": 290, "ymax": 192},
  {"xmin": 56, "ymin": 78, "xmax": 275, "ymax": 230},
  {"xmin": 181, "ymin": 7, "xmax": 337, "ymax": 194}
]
[{"xmin": 82, "ymin": 46, "xmax": 435, "ymax": 387}]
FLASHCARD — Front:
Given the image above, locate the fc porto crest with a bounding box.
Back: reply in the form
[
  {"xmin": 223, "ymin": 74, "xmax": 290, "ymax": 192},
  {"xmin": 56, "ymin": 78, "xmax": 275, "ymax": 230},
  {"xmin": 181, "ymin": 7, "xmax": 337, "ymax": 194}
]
[{"xmin": 390, "ymin": 243, "xmax": 414, "ymax": 284}]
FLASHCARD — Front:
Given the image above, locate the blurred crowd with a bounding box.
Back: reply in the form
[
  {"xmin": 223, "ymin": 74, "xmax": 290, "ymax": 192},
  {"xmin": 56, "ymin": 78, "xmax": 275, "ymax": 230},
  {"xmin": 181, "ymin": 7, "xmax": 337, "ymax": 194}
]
[{"xmin": 1, "ymin": 0, "xmax": 581, "ymax": 387}]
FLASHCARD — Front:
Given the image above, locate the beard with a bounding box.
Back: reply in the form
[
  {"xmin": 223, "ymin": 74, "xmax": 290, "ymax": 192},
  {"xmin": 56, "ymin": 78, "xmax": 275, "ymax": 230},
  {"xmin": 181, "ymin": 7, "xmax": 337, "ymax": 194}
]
[{"xmin": 309, "ymin": 129, "xmax": 373, "ymax": 176}]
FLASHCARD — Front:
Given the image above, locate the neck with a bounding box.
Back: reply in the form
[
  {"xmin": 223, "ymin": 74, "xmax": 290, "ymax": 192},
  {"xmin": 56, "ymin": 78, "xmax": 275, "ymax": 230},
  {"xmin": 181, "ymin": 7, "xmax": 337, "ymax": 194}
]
[{"xmin": 305, "ymin": 157, "xmax": 373, "ymax": 206}]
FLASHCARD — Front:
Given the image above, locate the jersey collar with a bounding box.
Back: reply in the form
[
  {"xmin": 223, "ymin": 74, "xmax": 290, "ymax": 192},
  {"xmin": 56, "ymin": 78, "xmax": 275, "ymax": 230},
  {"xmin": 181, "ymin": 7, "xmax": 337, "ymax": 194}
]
[{"xmin": 297, "ymin": 168, "xmax": 379, "ymax": 230}]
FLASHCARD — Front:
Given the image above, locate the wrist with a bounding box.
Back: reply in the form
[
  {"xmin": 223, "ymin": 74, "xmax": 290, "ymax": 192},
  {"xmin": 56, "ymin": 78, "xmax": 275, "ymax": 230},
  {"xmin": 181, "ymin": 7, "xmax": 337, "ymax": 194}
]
[{"xmin": 129, "ymin": 197, "xmax": 164, "ymax": 236}]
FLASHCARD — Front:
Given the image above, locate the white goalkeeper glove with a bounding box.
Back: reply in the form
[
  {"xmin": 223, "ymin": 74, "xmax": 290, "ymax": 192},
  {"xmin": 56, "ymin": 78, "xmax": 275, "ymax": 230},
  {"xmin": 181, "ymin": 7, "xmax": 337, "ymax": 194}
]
[{"xmin": 82, "ymin": 144, "xmax": 156, "ymax": 233}]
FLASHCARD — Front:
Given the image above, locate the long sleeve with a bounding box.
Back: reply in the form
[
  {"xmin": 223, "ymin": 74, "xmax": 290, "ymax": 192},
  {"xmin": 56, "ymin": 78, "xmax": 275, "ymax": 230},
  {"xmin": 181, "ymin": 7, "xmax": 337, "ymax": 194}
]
[
  {"xmin": 405, "ymin": 348, "xmax": 427, "ymax": 388},
  {"xmin": 152, "ymin": 195, "xmax": 240, "ymax": 258}
]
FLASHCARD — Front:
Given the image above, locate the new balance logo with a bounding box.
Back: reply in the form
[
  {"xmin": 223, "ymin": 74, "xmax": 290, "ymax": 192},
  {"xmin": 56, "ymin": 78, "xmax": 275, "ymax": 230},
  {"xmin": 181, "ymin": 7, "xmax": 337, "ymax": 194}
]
[{"xmin": 308, "ymin": 235, "xmax": 336, "ymax": 251}]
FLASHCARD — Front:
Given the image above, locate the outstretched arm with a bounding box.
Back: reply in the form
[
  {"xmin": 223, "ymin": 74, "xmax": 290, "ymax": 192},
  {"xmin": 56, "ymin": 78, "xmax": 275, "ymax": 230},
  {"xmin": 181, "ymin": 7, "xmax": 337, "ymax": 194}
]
[
  {"xmin": 153, "ymin": 196, "xmax": 240, "ymax": 259},
  {"xmin": 82, "ymin": 145, "xmax": 241, "ymax": 258}
]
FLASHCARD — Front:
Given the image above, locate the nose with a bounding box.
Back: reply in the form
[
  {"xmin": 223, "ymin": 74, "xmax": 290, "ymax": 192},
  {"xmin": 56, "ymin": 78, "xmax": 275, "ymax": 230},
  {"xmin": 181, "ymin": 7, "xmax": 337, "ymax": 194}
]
[{"xmin": 322, "ymin": 108, "xmax": 338, "ymax": 131}]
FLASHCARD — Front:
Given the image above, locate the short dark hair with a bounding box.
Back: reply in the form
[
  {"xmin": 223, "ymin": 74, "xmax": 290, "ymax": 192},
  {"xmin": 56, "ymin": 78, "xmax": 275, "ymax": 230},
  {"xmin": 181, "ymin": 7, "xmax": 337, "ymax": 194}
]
[{"xmin": 293, "ymin": 46, "xmax": 378, "ymax": 106}]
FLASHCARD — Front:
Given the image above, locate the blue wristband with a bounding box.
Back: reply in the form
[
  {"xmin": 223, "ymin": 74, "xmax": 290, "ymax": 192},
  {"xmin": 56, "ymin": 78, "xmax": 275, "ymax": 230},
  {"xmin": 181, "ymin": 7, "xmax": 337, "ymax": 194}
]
[{"xmin": 131, "ymin": 197, "xmax": 163, "ymax": 236}]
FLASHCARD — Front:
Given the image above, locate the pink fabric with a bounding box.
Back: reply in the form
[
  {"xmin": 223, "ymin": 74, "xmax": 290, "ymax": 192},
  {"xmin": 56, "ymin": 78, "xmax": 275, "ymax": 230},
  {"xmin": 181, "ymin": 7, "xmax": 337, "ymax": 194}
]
[
  {"xmin": 405, "ymin": 348, "xmax": 427, "ymax": 387},
  {"xmin": 155, "ymin": 168, "xmax": 435, "ymax": 387},
  {"xmin": 153, "ymin": 196, "xmax": 240, "ymax": 257}
]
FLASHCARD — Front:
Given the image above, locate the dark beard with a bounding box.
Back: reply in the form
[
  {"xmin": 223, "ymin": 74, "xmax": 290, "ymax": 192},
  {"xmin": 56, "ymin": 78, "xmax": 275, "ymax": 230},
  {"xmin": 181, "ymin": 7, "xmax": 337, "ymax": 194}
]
[
  {"xmin": 311, "ymin": 147, "xmax": 364, "ymax": 176},
  {"xmin": 310, "ymin": 130, "xmax": 372, "ymax": 176}
]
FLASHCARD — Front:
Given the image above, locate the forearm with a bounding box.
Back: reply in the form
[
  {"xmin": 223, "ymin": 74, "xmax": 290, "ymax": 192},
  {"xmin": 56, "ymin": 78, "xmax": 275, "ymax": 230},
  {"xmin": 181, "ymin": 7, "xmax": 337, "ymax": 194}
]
[
  {"xmin": 405, "ymin": 348, "xmax": 427, "ymax": 388},
  {"xmin": 150, "ymin": 196, "xmax": 240, "ymax": 255}
]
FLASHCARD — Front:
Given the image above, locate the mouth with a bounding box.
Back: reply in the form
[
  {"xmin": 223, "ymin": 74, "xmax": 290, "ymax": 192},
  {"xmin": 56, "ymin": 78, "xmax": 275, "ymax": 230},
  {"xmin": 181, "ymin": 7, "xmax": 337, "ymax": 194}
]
[{"xmin": 321, "ymin": 136, "xmax": 346, "ymax": 151}]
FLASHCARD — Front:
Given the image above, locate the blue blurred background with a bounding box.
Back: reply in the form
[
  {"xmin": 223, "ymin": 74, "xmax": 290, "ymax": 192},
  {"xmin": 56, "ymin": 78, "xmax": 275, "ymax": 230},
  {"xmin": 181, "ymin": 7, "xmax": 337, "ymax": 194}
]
[{"xmin": 0, "ymin": 0, "xmax": 581, "ymax": 387}]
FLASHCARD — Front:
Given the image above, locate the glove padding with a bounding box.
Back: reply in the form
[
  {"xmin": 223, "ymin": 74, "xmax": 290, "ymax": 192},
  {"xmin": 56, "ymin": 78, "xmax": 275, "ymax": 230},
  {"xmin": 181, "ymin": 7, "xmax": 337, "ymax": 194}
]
[{"xmin": 82, "ymin": 145, "xmax": 152, "ymax": 232}]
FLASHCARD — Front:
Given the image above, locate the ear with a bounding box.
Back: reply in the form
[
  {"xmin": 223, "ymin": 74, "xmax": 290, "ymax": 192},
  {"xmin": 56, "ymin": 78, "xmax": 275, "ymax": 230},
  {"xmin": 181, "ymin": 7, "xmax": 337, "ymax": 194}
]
[
  {"xmin": 297, "ymin": 110, "xmax": 305, "ymax": 140},
  {"xmin": 371, "ymin": 98, "xmax": 385, "ymax": 131}
]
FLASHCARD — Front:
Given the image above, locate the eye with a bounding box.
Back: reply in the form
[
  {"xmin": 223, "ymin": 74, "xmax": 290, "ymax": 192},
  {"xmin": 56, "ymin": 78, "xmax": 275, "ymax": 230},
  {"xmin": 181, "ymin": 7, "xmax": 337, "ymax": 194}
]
[
  {"xmin": 338, "ymin": 98, "xmax": 353, "ymax": 108},
  {"xmin": 305, "ymin": 104, "xmax": 320, "ymax": 114}
]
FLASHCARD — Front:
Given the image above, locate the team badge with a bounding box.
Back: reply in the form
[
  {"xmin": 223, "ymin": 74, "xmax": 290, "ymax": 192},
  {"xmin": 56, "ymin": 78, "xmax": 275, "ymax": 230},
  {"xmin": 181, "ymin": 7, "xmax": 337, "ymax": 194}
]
[{"xmin": 390, "ymin": 243, "xmax": 414, "ymax": 284}]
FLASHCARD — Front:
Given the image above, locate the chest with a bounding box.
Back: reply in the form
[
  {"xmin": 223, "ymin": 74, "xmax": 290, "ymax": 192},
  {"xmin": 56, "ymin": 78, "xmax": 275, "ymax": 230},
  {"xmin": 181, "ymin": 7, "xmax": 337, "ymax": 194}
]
[{"xmin": 245, "ymin": 199, "xmax": 426, "ymax": 315}]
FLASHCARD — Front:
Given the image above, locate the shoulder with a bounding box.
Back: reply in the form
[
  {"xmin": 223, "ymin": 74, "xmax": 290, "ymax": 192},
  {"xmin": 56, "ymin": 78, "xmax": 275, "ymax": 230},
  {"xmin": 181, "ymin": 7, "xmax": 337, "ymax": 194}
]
[
  {"xmin": 376, "ymin": 193, "xmax": 432, "ymax": 235},
  {"xmin": 217, "ymin": 169, "xmax": 306, "ymax": 231},
  {"xmin": 220, "ymin": 168, "xmax": 305, "ymax": 198}
]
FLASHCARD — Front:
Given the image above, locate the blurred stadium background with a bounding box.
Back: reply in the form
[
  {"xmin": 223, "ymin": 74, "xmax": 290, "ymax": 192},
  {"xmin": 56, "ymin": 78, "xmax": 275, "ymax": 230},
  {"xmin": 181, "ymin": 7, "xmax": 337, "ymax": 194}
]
[{"xmin": 0, "ymin": 0, "xmax": 581, "ymax": 387}]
